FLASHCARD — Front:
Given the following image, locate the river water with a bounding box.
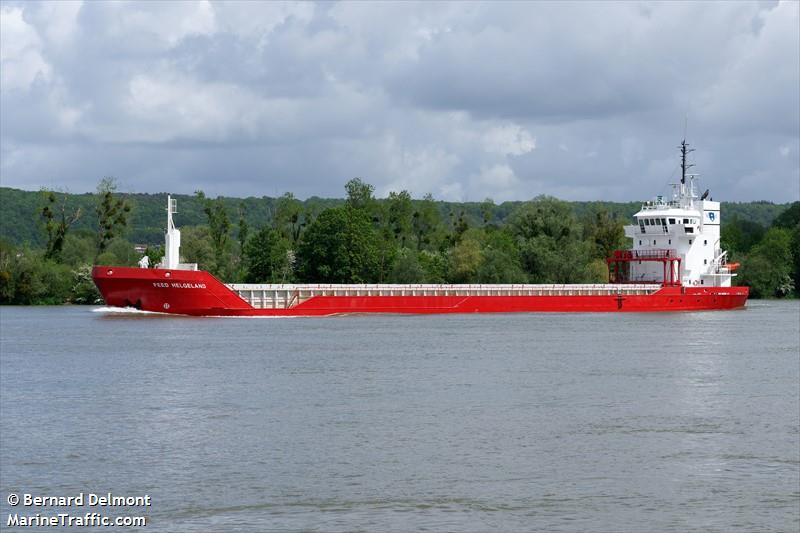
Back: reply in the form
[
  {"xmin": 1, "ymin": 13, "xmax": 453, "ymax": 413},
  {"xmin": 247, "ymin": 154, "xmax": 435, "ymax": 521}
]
[{"xmin": 1, "ymin": 302, "xmax": 798, "ymax": 532}]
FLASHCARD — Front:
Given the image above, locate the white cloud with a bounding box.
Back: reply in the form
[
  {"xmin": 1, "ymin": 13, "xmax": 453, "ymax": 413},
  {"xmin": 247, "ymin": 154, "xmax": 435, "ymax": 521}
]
[
  {"xmin": 482, "ymin": 124, "xmax": 536, "ymax": 156},
  {"xmin": 0, "ymin": 6, "xmax": 51, "ymax": 91},
  {"xmin": 24, "ymin": 1, "xmax": 83, "ymax": 47},
  {"xmin": 474, "ymin": 163, "xmax": 518, "ymax": 190},
  {"xmin": 373, "ymin": 134, "xmax": 462, "ymax": 198},
  {"xmin": 110, "ymin": 0, "xmax": 217, "ymax": 46},
  {"xmin": 213, "ymin": 1, "xmax": 314, "ymax": 38}
]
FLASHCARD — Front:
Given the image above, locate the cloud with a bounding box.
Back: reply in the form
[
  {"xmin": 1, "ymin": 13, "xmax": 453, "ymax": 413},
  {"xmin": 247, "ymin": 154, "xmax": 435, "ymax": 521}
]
[
  {"xmin": 0, "ymin": 0, "xmax": 797, "ymax": 203},
  {"xmin": 483, "ymin": 124, "xmax": 535, "ymax": 156},
  {"xmin": 0, "ymin": 5, "xmax": 52, "ymax": 91}
]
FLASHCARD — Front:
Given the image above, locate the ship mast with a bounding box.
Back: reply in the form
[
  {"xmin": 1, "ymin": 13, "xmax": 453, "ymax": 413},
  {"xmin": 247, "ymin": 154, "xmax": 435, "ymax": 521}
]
[
  {"xmin": 680, "ymin": 139, "xmax": 694, "ymax": 186},
  {"xmin": 163, "ymin": 195, "xmax": 181, "ymax": 269}
]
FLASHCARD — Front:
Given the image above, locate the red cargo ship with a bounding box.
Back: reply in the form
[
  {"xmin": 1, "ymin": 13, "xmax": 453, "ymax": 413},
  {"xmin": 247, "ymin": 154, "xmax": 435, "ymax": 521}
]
[{"xmin": 92, "ymin": 142, "xmax": 748, "ymax": 316}]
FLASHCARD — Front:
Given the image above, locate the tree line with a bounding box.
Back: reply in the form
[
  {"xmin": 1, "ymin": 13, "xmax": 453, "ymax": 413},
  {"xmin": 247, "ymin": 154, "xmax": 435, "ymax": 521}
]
[{"xmin": 0, "ymin": 178, "xmax": 797, "ymax": 304}]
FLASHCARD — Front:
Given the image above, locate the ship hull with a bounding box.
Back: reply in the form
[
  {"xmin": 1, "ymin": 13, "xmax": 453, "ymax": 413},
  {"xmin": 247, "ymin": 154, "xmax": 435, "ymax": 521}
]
[{"xmin": 92, "ymin": 266, "xmax": 749, "ymax": 316}]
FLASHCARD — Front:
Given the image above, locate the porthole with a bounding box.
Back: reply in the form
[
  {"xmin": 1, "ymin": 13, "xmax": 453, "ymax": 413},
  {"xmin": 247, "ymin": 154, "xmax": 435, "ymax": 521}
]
[
  {"xmin": 107, "ymin": 269, "xmax": 113, "ymax": 275},
  {"xmin": 165, "ymin": 272, "xmax": 171, "ymax": 277}
]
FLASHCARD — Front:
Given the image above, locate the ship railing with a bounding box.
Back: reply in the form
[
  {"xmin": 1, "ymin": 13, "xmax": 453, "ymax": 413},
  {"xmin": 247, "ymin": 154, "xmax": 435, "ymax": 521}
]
[
  {"xmin": 225, "ymin": 283, "xmax": 663, "ymax": 309},
  {"xmin": 610, "ymin": 249, "xmax": 676, "ymax": 260},
  {"xmin": 641, "ymin": 201, "xmax": 680, "ymax": 210}
]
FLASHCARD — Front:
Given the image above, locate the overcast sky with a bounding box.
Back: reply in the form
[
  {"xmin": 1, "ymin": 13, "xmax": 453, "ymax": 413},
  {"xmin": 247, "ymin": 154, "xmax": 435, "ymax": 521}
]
[{"xmin": 1, "ymin": 1, "xmax": 798, "ymax": 203}]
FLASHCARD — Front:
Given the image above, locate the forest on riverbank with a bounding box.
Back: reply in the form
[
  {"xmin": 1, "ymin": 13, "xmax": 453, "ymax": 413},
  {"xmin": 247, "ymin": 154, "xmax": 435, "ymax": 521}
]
[{"xmin": 0, "ymin": 180, "xmax": 797, "ymax": 305}]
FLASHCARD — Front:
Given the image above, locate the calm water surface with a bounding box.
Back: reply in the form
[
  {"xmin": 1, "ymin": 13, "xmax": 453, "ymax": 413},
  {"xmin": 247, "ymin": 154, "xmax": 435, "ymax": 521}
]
[{"xmin": 1, "ymin": 302, "xmax": 798, "ymax": 532}]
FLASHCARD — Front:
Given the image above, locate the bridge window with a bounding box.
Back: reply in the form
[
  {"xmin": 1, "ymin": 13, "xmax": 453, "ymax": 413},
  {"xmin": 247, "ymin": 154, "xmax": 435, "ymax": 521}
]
[
  {"xmin": 683, "ymin": 218, "xmax": 689, "ymax": 223},
  {"xmin": 669, "ymin": 218, "xmax": 676, "ymax": 224},
  {"xmin": 645, "ymin": 219, "xmax": 650, "ymax": 226},
  {"xmin": 661, "ymin": 218, "xmax": 667, "ymax": 225}
]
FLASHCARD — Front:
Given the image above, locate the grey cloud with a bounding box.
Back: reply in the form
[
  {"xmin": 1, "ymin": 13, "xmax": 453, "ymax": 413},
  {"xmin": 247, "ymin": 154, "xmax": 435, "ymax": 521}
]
[{"xmin": 0, "ymin": 0, "xmax": 797, "ymax": 203}]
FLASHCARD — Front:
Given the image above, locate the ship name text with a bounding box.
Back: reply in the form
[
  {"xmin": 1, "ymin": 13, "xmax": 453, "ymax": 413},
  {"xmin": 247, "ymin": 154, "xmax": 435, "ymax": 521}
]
[{"xmin": 152, "ymin": 282, "xmax": 207, "ymax": 289}]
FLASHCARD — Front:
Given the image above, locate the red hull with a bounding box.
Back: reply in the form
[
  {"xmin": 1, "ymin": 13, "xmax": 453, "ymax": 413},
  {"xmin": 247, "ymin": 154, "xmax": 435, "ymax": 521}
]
[{"xmin": 92, "ymin": 266, "xmax": 749, "ymax": 316}]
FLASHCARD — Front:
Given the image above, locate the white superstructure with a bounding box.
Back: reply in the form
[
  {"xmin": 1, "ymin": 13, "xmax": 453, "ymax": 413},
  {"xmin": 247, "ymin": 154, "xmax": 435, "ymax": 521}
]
[{"xmin": 623, "ymin": 141, "xmax": 735, "ymax": 287}]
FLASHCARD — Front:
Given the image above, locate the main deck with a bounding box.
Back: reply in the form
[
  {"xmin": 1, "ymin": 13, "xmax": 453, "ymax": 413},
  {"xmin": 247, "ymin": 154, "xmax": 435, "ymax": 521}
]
[{"xmin": 226, "ymin": 283, "xmax": 663, "ymax": 309}]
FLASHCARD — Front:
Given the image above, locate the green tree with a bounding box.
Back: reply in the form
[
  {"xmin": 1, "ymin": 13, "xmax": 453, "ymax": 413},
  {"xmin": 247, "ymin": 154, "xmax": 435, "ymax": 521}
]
[
  {"xmin": 274, "ymin": 192, "xmax": 305, "ymax": 243},
  {"xmin": 476, "ymin": 229, "xmax": 527, "ymax": 283},
  {"xmin": 297, "ymin": 207, "xmax": 381, "ymax": 283},
  {"xmin": 143, "ymin": 245, "xmax": 164, "ymax": 268},
  {"xmin": 237, "ymin": 202, "xmax": 249, "ymax": 252},
  {"xmin": 480, "ymin": 198, "xmax": 495, "ymax": 226},
  {"xmin": 509, "ymin": 196, "xmax": 593, "ymax": 283},
  {"xmin": 243, "ymin": 226, "xmax": 293, "ymax": 283},
  {"xmin": 418, "ymin": 250, "xmax": 448, "ymax": 282},
  {"xmin": 412, "ymin": 194, "xmax": 442, "ymax": 251},
  {"xmin": 452, "ymin": 210, "xmax": 469, "ymax": 244},
  {"xmin": 96, "ymin": 239, "xmax": 137, "ymax": 267},
  {"xmin": 738, "ymin": 227, "xmax": 794, "ymax": 297},
  {"xmin": 95, "ymin": 178, "xmax": 131, "ymax": 262},
  {"xmin": 790, "ymin": 224, "xmax": 800, "ymax": 296},
  {"xmin": 476, "ymin": 248, "xmax": 528, "ymax": 283},
  {"xmin": 5, "ymin": 250, "xmax": 72, "ymax": 305},
  {"xmin": 449, "ymin": 234, "xmax": 483, "ymax": 283},
  {"xmin": 386, "ymin": 190, "xmax": 413, "ymax": 247},
  {"xmin": 40, "ymin": 190, "xmax": 82, "ymax": 261},
  {"xmin": 585, "ymin": 209, "xmax": 625, "ymax": 260},
  {"xmin": 771, "ymin": 201, "xmax": 800, "ymax": 229},
  {"xmin": 721, "ymin": 216, "xmax": 765, "ymax": 257},
  {"xmin": 388, "ymin": 249, "xmax": 427, "ymax": 283},
  {"xmin": 344, "ymin": 178, "xmax": 375, "ymax": 211},
  {"xmin": 771, "ymin": 202, "xmax": 800, "ymax": 295},
  {"xmin": 0, "ymin": 240, "xmax": 16, "ymax": 303},
  {"xmin": 180, "ymin": 226, "xmax": 215, "ymax": 270},
  {"xmin": 60, "ymin": 233, "xmax": 95, "ymax": 267},
  {"xmin": 197, "ymin": 191, "xmax": 232, "ymax": 276},
  {"xmin": 71, "ymin": 264, "xmax": 102, "ymax": 304}
]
